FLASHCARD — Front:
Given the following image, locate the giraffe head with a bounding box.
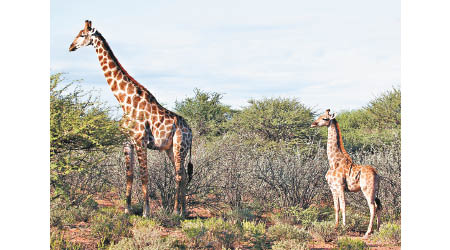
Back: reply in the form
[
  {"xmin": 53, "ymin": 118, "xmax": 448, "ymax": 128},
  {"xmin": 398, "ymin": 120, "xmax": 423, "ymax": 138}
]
[
  {"xmin": 69, "ymin": 20, "xmax": 98, "ymax": 52},
  {"xmin": 311, "ymin": 109, "xmax": 336, "ymax": 128}
]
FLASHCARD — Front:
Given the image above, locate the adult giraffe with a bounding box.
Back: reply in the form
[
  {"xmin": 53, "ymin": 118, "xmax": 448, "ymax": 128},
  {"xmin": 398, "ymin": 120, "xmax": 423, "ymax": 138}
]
[
  {"xmin": 311, "ymin": 109, "xmax": 381, "ymax": 238},
  {"xmin": 69, "ymin": 20, "xmax": 193, "ymax": 217}
]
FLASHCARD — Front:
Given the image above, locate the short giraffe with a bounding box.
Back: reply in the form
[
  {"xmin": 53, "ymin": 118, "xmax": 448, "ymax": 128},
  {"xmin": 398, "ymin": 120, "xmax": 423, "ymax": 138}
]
[
  {"xmin": 311, "ymin": 109, "xmax": 381, "ymax": 238},
  {"xmin": 69, "ymin": 20, "xmax": 194, "ymax": 217}
]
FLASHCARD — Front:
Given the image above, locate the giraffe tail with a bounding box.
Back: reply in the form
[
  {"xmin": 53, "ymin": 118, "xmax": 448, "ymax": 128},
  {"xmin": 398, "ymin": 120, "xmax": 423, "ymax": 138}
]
[
  {"xmin": 187, "ymin": 145, "xmax": 193, "ymax": 183},
  {"xmin": 374, "ymin": 174, "xmax": 382, "ymax": 210},
  {"xmin": 375, "ymin": 197, "xmax": 382, "ymax": 211}
]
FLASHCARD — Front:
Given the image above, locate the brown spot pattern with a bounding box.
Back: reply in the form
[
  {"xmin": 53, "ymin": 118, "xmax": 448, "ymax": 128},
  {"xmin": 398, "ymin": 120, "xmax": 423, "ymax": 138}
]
[
  {"xmin": 118, "ymin": 93, "xmax": 126, "ymax": 102},
  {"xmin": 111, "ymin": 81, "xmax": 118, "ymax": 91},
  {"xmin": 119, "ymin": 81, "xmax": 127, "ymax": 90},
  {"xmin": 127, "ymin": 85, "xmax": 135, "ymax": 95},
  {"xmin": 132, "ymin": 95, "xmax": 141, "ymax": 106}
]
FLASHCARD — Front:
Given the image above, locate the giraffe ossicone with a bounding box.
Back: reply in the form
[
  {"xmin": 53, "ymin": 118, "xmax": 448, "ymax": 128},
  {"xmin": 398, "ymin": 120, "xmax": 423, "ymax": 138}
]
[
  {"xmin": 311, "ymin": 109, "xmax": 382, "ymax": 239},
  {"xmin": 69, "ymin": 20, "xmax": 194, "ymax": 217}
]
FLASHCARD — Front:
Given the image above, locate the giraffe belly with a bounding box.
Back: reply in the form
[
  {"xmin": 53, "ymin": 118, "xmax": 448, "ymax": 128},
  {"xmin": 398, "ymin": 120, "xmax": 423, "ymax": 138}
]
[
  {"xmin": 345, "ymin": 178, "xmax": 361, "ymax": 192},
  {"xmin": 147, "ymin": 134, "xmax": 172, "ymax": 151}
]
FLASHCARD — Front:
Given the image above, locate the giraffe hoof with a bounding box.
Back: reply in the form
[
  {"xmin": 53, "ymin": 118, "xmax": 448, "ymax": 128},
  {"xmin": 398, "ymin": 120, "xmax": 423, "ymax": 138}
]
[{"xmin": 362, "ymin": 234, "xmax": 370, "ymax": 240}]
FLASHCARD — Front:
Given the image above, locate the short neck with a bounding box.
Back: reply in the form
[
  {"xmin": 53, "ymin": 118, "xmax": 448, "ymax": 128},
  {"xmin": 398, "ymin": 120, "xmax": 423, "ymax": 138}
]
[{"xmin": 327, "ymin": 119, "xmax": 352, "ymax": 167}]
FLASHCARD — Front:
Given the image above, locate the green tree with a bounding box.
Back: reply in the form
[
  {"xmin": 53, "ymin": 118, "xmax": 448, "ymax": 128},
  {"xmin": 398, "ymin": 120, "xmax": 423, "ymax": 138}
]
[
  {"xmin": 229, "ymin": 97, "xmax": 317, "ymax": 149},
  {"xmin": 366, "ymin": 87, "xmax": 401, "ymax": 129},
  {"xmin": 337, "ymin": 87, "xmax": 401, "ymax": 151},
  {"xmin": 50, "ymin": 73, "xmax": 123, "ymax": 204},
  {"xmin": 175, "ymin": 88, "xmax": 236, "ymax": 138}
]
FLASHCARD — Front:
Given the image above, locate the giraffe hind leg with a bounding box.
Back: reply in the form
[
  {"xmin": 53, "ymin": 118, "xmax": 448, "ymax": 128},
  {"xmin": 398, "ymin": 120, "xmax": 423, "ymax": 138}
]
[
  {"xmin": 166, "ymin": 146, "xmax": 185, "ymax": 216},
  {"xmin": 165, "ymin": 148, "xmax": 180, "ymax": 215},
  {"xmin": 362, "ymin": 185, "xmax": 376, "ymax": 238},
  {"xmin": 172, "ymin": 148, "xmax": 187, "ymax": 216}
]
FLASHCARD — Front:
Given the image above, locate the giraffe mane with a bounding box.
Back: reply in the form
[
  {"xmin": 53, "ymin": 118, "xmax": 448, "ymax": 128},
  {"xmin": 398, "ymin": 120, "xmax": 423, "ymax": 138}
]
[
  {"xmin": 95, "ymin": 31, "xmax": 159, "ymax": 104},
  {"xmin": 332, "ymin": 119, "xmax": 353, "ymax": 164}
]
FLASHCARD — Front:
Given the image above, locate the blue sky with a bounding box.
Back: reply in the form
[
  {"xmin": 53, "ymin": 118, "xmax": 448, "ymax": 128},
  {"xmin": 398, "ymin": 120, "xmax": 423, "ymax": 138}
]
[{"xmin": 51, "ymin": 0, "xmax": 399, "ymax": 113}]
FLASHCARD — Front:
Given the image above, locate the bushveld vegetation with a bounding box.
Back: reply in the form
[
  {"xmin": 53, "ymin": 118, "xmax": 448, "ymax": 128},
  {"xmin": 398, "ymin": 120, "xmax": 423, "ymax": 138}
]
[{"xmin": 50, "ymin": 73, "xmax": 400, "ymax": 249}]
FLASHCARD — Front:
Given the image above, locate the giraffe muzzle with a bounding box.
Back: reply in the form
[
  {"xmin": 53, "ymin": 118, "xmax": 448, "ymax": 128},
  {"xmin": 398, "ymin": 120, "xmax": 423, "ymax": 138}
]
[{"xmin": 69, "ymin": 44, "xmax": 77, "ymax": 52}]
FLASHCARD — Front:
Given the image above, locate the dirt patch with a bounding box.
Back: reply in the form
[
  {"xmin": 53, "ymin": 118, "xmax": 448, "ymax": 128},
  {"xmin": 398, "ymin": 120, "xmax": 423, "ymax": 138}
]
[
  {"xmin": 308, "ymin": 236, "xmax": 401, "ymax": 250},
  {"xmin": 52, "ymin": 222, "xmax": 99, "ymax": 250}
]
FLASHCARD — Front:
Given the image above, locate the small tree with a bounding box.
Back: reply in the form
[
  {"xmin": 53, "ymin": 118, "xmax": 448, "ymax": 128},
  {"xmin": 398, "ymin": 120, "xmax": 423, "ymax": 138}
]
[
  {"xmin": 229, "ymin": 97, "xmax": 318, "ymax": 150},
  {"xmin": 366, "ymin": 87, "xmax": 401, "ymax": 129},
  {"xmin": 50, "ymin": 73, "xmax": 123, "ymax": 205},
  {"xmin": 175, "ymin": 88, "xmax": 236, "ymax": 138},
  {"xmin": 337, "ymin": 87, "xmax": 401, "ymax": 151}
]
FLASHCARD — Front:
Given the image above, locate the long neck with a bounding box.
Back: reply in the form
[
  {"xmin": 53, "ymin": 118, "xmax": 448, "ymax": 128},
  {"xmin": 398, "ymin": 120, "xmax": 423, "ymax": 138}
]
[
  {"xmin": 327, "ymin": 119, "xmax": 352, "ymax": 168},
  {"xmin": 90, "ymin": 33, "xmax": 159, "ymax": 114}
]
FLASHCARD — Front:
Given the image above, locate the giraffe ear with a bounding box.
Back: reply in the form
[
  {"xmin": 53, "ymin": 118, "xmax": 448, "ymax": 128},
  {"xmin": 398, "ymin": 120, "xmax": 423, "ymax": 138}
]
[{"xmin": 84, "ymin": 20, "xmax": 92, "ymax": 32}]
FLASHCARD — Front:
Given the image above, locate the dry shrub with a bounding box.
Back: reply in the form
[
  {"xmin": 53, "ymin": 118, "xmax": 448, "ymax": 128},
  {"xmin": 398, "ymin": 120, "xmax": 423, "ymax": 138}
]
[{"xmin": 309, "ymin": 221, "xmax": 337, "ymax": 242}]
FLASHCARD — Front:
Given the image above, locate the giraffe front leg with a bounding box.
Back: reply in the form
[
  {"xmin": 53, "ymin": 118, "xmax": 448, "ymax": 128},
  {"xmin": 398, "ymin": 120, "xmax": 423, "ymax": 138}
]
[
  {"xmin": 135, "ymin": 142, "xmax": 150, "ymax": 218},
  {"xmin": 338, "ymin": 186, "xmax": 346, "ymax": 227},
  {"xmin": 123, "ymin": 142, "xmax": 135, "ymax": 214},
  {"xmin": 331, "ymin": 190, "xmax": 340, "ymax": 229}
]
